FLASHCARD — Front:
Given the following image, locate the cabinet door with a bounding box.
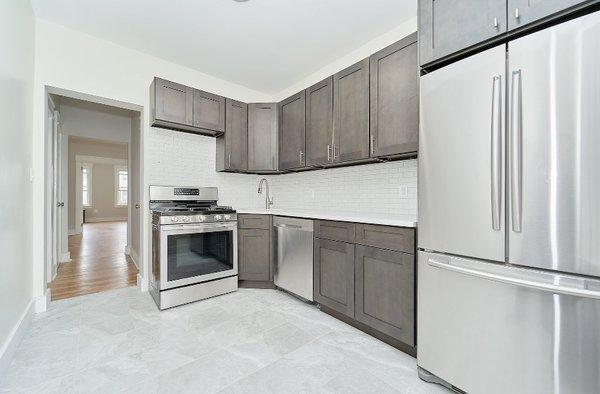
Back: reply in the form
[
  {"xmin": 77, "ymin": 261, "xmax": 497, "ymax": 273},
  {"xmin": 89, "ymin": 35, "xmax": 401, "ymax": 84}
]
[
  {"xmin": 355, "ymin": 245, "xmax": 414, "ymax": 346},
  {"xmin": 238, "ymin": 228, "xmax": 271, "ymax": 281},
  {"xmin": 248, "ymin": 103, "xmax": 278, "ymax": 172},
  {"xmin": 225, "ymin": 99, "xmax": 248, "ymax": 171},
  {"xmin": 314, "ymin": 238, "xmax": 355, "ymax": 317},
  {"xmin": 306, "ymin": 77, "xmax": 333, "ymax": 166},
  {"xmin": 278, "ymin": 91, "xmax": 306, "ymax": 170},
  {"xmin": 370, "ymin": 35, "xmax": 419, "ymax": 158},
  {"xmin": 333, "ymin": 59, "xmax": 370, "ymax": 163},
  {"xmin": 193, "ymin": 89, "xmax": 225, "ymax": 133},
  {"xmin": 154, "ymin": 78, "xmax": 193, "ymax": 126},
  {"xmin": 508, "ymin": 0, "xmax": 591, "ymax": 30},
  {"xmin": 419, "ymin": 0, "xmax": 507, "ymax": 66}
]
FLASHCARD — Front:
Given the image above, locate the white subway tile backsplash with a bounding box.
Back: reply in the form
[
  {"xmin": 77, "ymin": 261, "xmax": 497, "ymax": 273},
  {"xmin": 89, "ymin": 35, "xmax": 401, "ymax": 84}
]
[{"xmin": 149, "ymin": 128, "xmax": 418, "ymax": 216}]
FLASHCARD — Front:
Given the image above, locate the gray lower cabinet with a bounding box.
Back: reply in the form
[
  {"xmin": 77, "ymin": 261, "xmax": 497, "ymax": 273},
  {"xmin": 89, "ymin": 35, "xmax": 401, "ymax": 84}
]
[
  {"xmin": 306, "ymin": 77, "xmax": 334, "ymax": 166},
  {"xmin": 248, "ymin": 103, "xmax": 278, "ymax": 173},
  {"xmin": 193, "ymin": 89, "xmax": 226, "ymax": 134},
  {"xmin": 333, "ymin": 59, "xmax": 370, "ymax": 163},
  {"xmin": 216, "ymin": 99, "xmax": 247, "ymax": 172},
  {"xmin": 238, "ymin": 228, "xmax": 271, "ymax": 281},
  {"xmin": 279, "ymin": 91, "xmax": 307, "ymax": 171},
  {"xmin": 419, "ymin": 0, "xmax": 507, "ymax": 66},
  {"xmin": 370, "ymin": 34, "xmax": 419, "ymax": 158},
  {"xmin": 355, "ymin": 245, "xmax": 415, "ymax": 346},
  {"xmin": 151, "ymin": 78, "xmax": 193, "ymax": 128},
  {"xmin": 314, "ymin": 238, "xmax": 355, "ymax": 317},
  {"xmin": 508, "ymin": 0, "xmax": 595, "ymax": 29}
]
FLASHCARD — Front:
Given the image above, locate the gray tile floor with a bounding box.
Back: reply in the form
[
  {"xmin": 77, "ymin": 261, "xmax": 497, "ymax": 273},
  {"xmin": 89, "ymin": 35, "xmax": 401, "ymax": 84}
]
[{"xmin": 0, "ymin": 287, "xmax": 449, "ymax": 393}]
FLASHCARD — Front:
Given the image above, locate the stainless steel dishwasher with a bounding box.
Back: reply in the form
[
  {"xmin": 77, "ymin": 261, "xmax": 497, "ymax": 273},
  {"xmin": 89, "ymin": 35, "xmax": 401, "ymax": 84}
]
[{"xmin": 273, "ymin": 216, "xmax": 314, "ymax": 301}]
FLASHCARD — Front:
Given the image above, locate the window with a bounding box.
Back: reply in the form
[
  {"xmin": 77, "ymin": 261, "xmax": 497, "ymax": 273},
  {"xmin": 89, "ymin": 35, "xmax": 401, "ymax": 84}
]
[
  {"xmin": 114, "ymin": 165, "xmax": 128, "ymax": 206},
  {"xmin": 82, "ymin": 164, "xmax": 92, "ymax": 207}
]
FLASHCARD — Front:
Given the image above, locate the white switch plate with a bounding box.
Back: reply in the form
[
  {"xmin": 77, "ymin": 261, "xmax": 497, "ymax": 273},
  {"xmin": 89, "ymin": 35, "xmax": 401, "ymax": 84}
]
[{"xmin": 399, "ymin": 185, "xmax": 408, "ymax": 198}]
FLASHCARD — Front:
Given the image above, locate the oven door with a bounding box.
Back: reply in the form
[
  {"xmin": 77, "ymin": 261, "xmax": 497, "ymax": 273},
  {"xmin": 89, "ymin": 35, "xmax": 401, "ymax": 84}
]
[{"xmin": 159, "ymin": 222, "xmax": 238, "ymax": 290}]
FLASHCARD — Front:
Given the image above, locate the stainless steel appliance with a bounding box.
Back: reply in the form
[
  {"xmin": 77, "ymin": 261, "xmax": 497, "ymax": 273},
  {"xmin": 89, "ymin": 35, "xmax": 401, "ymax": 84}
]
[
  {"xmin": 273, "ymin": 216, "xmax": 314, "ymax": 301},
  {"xmin": 419, "ymin": 11, "xmax": 600, "ymax": 394},
  {"xmin": 149, "ymin": 185, "xmax": 238, "ymax": 310}
]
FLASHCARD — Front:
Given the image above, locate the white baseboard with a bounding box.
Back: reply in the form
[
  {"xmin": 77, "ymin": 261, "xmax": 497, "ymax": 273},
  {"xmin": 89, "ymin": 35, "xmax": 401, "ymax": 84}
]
[
  {"xmin": 59, "ymin": 252, "xmax": 71, "ymax": 263},
  {"xmin": 0, "ymin": 299, "xmax": 34, "ymax": 378},
  {"xmin": 68, "ymin": 228, "xmax": 80, "ymax": 236},
  {"xmin": 85, "ymin": 217, "xmax": 127, "ymax": 223},
  {"xmin": 128, "ymin": 248, "xmax": 140, "ymax": 270},
  {"xmin": 34, "ymin": 289, "xmax": 50, "ymax": 314}
]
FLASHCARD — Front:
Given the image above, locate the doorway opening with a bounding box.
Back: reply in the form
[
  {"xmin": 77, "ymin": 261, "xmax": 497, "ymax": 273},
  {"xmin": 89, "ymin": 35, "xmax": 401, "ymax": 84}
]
[{"xmin": 45, "ymin": 92, "xmax": 143, "ymax": 301}]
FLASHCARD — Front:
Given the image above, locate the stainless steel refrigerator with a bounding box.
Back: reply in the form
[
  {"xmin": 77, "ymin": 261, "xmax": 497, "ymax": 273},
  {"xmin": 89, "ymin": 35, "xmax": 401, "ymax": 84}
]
[{"xmin": 418, "ymin": 10, "xmax": 600, "ymax": 394}]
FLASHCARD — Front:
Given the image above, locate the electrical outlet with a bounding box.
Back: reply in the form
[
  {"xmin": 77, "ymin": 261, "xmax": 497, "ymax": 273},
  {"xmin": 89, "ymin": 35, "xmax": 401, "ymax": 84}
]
[{"xmin": 399, "ymin": 185, "xmax": 408, "ymax": 198}]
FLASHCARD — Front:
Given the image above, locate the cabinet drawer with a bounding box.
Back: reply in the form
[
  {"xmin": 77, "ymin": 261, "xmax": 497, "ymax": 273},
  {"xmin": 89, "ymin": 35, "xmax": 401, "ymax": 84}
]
[
  {"xmin": 238, "ymin": 214, "xmax": 271, "ymax": 230},
  {"xmin": 355, "ymin": 245, "xmax": 414, "ymax": 346},
  {"xmin": 314, "ymin": 220, "xmax": 355, "ymax": 243},
  {"xmin": 355, "ymin": 224, "xmax": 415, "ymax": 254}
]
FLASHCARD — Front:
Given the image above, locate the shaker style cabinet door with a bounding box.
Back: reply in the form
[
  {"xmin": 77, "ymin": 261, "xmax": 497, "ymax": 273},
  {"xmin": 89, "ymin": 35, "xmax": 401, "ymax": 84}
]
[
  {"xmin": 355, "ymin": 245, "xmax": 415, "ymax": 346},
  {"xmin": 193, "ymin": 89, "xmax": 226, "ymax": 133},
  {"xmin": 370, "ymin": 34, "xmax": 419, "ymax": 158},
  {"xmin": 419, "ymin": 0, "xmax": 507, "ymax": 66},
  {"xmin": 278, "ymin": 91, "xmax": 306, "ymax": 171},
  {"xmin": 224, "ymin": 98, "xmax": 248, "ymax": 171},
  {"xmin": 305, "ymin": 77, "xmax": 334, "ymax": 166},
  {"xmin": 333, "ymin": 59, "xmax": 370, "ymax": 163},
  {"xmin": 238, "ymin": 228, "xmax": 271, "ymax": 281},
  {"xmin": 248, "ymin": 103, "xmax": 278, "ymax": 172},
  {"xmin": 154, "ymin": 78, "xmax": 193, "ymax": 126},
  {"xmin": 314, "ymin": 238, "xmax": 355, "ymax": 317},
  {"xmin": 507, "ymin": 0, "xmax": 593, "ymax": 30}
]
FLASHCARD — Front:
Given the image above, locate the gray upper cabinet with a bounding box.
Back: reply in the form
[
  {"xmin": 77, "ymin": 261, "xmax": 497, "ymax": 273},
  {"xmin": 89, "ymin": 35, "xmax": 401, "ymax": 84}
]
[
  {"xmin": 370, "ymin": 34, "xmax": 419, "ymax": 158},
  {"xmin": 314, "ymin": 238, "xmax": 355, "ymax": 317},
  {"xmin": 333, "ymin": 59, "xmax": 370, "ymax": 163},
  {"xmin": 419, "ymin": 0, "xmax": 507, "ymax": 66},
  {"xmin": 306, "ymin": 77, "xmax": 334, "ymax": 166},
  {"xmin": 248, "ymin": 103, "xmax": 278, "ymax": 173},
  {"xmin": 355, "ymin": 245, "xmax": 415, "ymax": 346},
  {"xmin": 508, "ymin": 0, "xmax": 593, "ymax": 30},
  {"xmin": 151, "ymin": 78, "xmax": 193, "ymax": 127},
  {"xmin": 216, "ymin": 98, "xmax": 247, "ymax": 172},
  {"xmin": 193, "ymin": 89, "xmax": 226, "ymax": 134},
  {"xmin": 278, "ymin": 91, "xmax": 306, "ymax": 171}
]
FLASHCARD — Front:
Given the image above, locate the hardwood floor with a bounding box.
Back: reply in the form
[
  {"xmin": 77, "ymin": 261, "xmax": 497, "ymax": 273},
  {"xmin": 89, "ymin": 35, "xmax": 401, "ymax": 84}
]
[{"xmin": 49, "ymin": 221, "xmax": 138, "ymax": 301}]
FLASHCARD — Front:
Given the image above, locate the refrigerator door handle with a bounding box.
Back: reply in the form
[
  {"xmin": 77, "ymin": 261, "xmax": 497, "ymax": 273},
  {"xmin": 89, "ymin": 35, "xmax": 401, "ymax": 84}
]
[
  {"xmin": 510, "ymin": 70, "xmax": 523, "ymax": 232},
  {"xmin": 428, "ymin": 257, "xmax": 600, "ymax": 300},
  {"xmin": 490, "ymin": 75, "xmax": 503, "ymax": 231}
]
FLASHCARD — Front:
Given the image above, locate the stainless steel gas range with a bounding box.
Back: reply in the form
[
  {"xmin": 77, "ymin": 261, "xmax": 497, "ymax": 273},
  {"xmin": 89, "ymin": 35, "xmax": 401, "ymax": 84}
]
[{"xmin": 149, "ymin": 185, "xmax": 238, "ymax": 310}]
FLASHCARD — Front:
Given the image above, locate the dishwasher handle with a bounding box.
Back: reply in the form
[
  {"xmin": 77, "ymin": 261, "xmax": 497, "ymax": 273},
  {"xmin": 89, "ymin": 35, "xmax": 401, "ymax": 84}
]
[{"xmin": 275, "ymin": 223, "xmax": 305, "ymax": 230}]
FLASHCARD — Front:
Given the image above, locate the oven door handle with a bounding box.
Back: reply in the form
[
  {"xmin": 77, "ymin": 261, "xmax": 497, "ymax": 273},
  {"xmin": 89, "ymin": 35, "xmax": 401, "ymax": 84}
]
[{"xmin": 160, "ymin": 223, "xmax": 237, "ymax": 234}]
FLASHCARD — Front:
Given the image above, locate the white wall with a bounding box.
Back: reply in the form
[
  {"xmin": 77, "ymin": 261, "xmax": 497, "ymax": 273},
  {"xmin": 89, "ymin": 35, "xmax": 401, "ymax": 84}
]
[{"xmin": 0, "ymin": 0, "xmax": 35, "ymax": 376}]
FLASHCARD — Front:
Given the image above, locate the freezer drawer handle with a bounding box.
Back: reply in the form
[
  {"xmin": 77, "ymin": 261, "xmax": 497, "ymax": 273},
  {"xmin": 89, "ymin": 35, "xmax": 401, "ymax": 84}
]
[
  {"xmin": 428, "ymin": 257, "xmax": 600, "ymax": 300},
  {"xmin": 490, "ymin": 75, "xmax": 503, "ymax": 231},
  {"xmin": 510, "ymin": 70, "xmax": 523, "ymax": 232}
]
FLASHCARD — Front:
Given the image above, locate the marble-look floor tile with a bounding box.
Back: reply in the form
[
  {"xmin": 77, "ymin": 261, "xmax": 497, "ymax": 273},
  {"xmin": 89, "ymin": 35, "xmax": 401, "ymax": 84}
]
[{"xmin": 1, "ymin": 286, "xmax": 449, "ymax": 394}]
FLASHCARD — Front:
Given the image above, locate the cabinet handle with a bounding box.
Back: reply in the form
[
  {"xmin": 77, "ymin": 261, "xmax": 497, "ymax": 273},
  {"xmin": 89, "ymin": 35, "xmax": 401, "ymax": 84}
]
[
  {"xmin": 514, "ymin": 8, "xmax": 520, "ymax": 19},
  {"xmin": 493, "ymin": 17, "xmax": 499, "ymax": 29},
  {"xmin": 370, "ymin": 135, "xmax": 376, "ymax": 156},
  {"xmin": 333, "ymin": 144, "xmax": 338, "ymax": 161},
  {"xmin": 299, "ymin": 150, "xmax": 304, "ymax": 165},
  {"xmin": 228, "ymin": 153, "xmax": 231, "ymax": 168},
  {"xmin": 327, "ymin": 144, "xmax": 331, "ymax": 161}
]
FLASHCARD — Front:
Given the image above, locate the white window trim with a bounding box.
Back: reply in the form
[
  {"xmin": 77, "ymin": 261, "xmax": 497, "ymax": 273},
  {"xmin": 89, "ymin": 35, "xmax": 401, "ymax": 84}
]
[
  {"xmin": 114, "ymin": 165, "xmax": 128, "ymax": 207},
  {"xmin": 82, "ymin": 163, "xmax": 93, "ymax": 208}
]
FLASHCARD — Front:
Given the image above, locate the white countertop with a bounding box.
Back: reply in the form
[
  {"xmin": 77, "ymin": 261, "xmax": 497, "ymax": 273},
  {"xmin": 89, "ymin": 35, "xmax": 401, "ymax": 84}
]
[{"xmin": 236, "ymin": 208, "xmax": 417, "ymax": 228}]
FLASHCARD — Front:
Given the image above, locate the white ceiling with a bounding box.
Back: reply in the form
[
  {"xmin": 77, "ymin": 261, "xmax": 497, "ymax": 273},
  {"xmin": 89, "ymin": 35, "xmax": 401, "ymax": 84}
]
[{"xmin": 31, "ymin": 0, "xmax": 416, "ymax": 94}]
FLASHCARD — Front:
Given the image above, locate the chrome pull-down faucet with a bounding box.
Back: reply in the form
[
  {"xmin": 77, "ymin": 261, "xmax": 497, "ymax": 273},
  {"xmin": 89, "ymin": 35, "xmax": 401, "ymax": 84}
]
[{"xmin": 257, "ymin": 178, "xmax": 273, "ymax": 209}]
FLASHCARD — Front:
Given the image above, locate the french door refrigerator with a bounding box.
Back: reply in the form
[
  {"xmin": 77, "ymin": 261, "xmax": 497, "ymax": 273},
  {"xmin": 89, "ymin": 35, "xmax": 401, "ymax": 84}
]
[{"xmin": 418, "ymin": 10, "xmax": 600, "ymax": 394}]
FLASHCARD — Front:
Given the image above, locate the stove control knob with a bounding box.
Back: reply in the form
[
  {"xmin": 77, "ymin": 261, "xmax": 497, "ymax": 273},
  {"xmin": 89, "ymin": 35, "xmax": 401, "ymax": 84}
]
[
  {"xmin": 214, "ymin": 215, "xmax": 223, "ymax": 221},
  {"xmin": 224, "ymin": 214, "xmax": 231, "ymax": 221},
  {"xmin": 171, "ymin": 216, "xmax": 179, "ymax": 223},
  {"xmin": 199, "ymin": 215, "xmax": 206, "ymax": 222}
]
